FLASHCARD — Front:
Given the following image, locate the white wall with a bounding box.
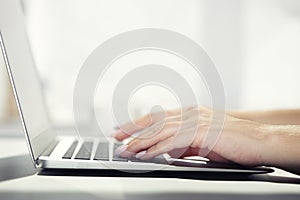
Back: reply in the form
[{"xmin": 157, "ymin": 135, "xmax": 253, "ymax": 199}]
[
  {"xmin": 24, "ymin": 0, "xmax": 208, "ymax": 128},
  {"xmin": 241, "ymin": 0, "xmax": 300, "ymax": 109},
  {"xmin": 1, "ymin": 0, "xmax": 299, "ymax": 127}
]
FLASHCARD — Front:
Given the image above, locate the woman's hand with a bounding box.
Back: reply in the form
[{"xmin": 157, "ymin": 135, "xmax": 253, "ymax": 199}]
[{"xmin": 113, "ymin": 106, "xmax": 268, "ymax": 166}]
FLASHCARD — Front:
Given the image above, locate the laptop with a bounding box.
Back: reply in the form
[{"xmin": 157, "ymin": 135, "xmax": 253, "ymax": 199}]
[{"xmin": 0, "ymin": 0, "xmax": 273, "ymax": 174}]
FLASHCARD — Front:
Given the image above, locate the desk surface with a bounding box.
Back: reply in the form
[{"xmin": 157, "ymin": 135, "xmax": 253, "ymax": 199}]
[{"xmin": 1, "ymin": 136, "xmax": 300, "ymax": 200}]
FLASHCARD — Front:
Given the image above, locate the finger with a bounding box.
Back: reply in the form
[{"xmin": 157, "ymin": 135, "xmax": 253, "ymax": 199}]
[
  {"xmin": 119, "ymin": 135, "xmax": 162, "ymax": 158},
  {"xmin": 113, "ymin": 110, "xmax": 181, "ymax": 141},
  {"xmin": 119, "ymin": 123, "xmax": 178, "ymax": 157},
  {"xmin": 139, "ymin": 136, "xmax": 175, "ymax": 160},
  {"xmin": 113, "ymin": 106, "xmax": 193, "ymax": 141},
  {"xmin": 130, "ymin": 116, "xmax": 182, "ymax": 140},
  {"xmin": 114, "ymin": 111, "xmax": 167, "ymax": 140},
  {"xmin": 119, "ymin": 110, "xmax": 198, "ymax": 157},
  {"xmin": 113, "ymin": 114, "xmax": 155, "ymax": 141}
]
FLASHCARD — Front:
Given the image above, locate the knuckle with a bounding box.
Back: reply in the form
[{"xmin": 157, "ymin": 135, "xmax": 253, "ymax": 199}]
[
  {"xmin": 164, "ymin": 120, "xmax": 179, "ymax": 128},
  {"xmin": 136, "ymin": 114, "xmax": 152, "ymax": 126},
  {"xmin": 162, "ymin": 121, "xmax": 172, "ymax": 129}
]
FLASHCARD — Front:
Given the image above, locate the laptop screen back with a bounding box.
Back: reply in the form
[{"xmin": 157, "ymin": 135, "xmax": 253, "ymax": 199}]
[{"xmin": 0, "ymin": 0, "xmax": 56, "ymax": 162}]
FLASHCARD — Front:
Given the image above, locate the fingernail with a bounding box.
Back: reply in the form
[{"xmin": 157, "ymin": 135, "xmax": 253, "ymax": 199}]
[
  {"xmin": 115, "ymin": 145, "xmax": 128, "ymax": 155},
  {"xmin": 135, "ymin": 150, "xmax": 147, "ymax": 159}
]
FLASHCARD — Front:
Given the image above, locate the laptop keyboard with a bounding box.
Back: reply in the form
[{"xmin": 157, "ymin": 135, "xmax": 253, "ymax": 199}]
[
  {"xmin": 112, "ymin": 143, "xmax": 129, "ymax": 162},
  {"xmin": 75, "ymin": 141, "xmax": 93, "ymax": 160},
  {"xmin": 62, "ymin": 141, "xmax": 78, "ymax": 159},
  {"xmin": 94, "ymin": 142, "xmax": 109, "ymax": 161},
  {"xmin": 62, "ymin": 140, "xmax": 167, "ymax": 164}
]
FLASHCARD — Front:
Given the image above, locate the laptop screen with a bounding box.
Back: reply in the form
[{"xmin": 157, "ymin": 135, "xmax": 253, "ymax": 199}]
[{"xmin": 0, "ymin": 0, "xmax": 56, "ymax": 162}]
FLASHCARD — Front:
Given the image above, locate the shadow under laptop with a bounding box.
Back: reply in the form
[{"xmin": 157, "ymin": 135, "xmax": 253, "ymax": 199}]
[
  {"xmin": 0, "ymin": 154, "xmax": 38, "ymax": 182},
  {"xmin": 0, "ymin": 191, "xmax": 299, "ymax": 200},
  {"xmin": 38, "ymin": 168, "xmax": 300, "ymax": 184},
  {"xmin": 1, "ymin": 153, "xmax": 300, "ymax": 185},
  {"xmin": 39, "ymin": 168, "xmax": 254, "ymax": 181}
]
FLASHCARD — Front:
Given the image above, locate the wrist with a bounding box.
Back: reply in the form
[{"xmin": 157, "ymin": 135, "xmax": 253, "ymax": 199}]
[
  {"xmin": 258, "ymin": 124, "xmax": 276, "ymax": 166},
  {"xmin": 260, "ymin": 124, "xmax": 300, "ymax": 174},
  {"xmin": 259, "ymin": 125, "xmax": 291, "ymax": 168}
]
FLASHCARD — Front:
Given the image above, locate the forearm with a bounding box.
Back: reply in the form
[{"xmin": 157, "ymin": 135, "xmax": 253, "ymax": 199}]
[
  {"xmin": 229, "ymin": 109, "xmax": 300, "ymax": 125},
  {"xmin": 261, "ymin": 124, "xmax": 300, "ymax": 175}
]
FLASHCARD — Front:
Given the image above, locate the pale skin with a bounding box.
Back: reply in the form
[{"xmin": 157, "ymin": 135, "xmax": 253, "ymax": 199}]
[{"xmin": 113, "ymin": 107, "xmax": 300, "ymax": 175}]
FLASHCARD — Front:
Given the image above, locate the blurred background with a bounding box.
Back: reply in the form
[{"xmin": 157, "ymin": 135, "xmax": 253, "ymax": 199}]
[{"xmin": 1, "ymin": 0, "xmax": 300, "ymax": 135}]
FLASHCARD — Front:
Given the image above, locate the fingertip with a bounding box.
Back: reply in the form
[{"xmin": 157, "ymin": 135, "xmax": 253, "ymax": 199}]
[
  {"xmin": 113, "ymin": 136, "xmax": 123, "ymax": 142},
  {"xmin": 113, "ymin": 135, "xmax": 124, "ymax": 141},
  {"xmin": 135, "ymin": 150, "xmax": 147, "ymax": 159},
  {"xmin": 112, "ymin": 129, "xmax": 127, "ymax": 140},
  {"xmin": 115, "ymin": 144, "xmax": 128, "ymax": 155},
  {"xmin": 111, "ymin": 132, "xmax": 119, "ymax": 138},
  {"xmin": 139, "ymin": 152, "xmax": 155, "ymax": 160},
  {"xmin": 120, "ymin": 149, "xmax": 135, "ymax": 158}
]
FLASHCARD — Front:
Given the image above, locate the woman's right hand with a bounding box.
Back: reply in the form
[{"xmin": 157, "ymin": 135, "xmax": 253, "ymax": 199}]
[{"xmin": 113, "ymin": 106, "xmax": 269, "ymax": 166}]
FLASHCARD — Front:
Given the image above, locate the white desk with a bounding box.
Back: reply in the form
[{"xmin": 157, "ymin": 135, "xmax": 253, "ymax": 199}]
[{"xmin": 1, "ymin": 135, "xmax": 300, "ymax": 200}]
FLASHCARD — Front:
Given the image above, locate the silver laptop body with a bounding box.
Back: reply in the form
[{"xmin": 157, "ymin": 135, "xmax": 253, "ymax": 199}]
[{"xmin": 0, "ymin": 0, "xmax": 272, "ymax": 174}]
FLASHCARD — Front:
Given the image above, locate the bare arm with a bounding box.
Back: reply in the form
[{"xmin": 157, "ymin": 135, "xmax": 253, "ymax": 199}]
[
  {"xmin": 229, "ymin": 109, "xmax": 300, "ymax": 125},
  {"xmin": 113, "ymin": 107, "xmax": 300, "ymax": 175},
  {"xmin": 261, "ymin": 124, "xmax": 300, "ymax": 175},
  {"xmin": 229, "ymin": 109, "xmax": 300, "ymax": 174}
]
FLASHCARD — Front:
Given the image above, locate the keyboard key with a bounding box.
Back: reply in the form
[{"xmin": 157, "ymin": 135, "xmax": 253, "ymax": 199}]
[
  {"xmin": 94, "ymin": 142, "xmax": 109, "ymax": 161},
  {"xmin": 112, "ymin": 154, "xmax": 128, "ymax": 162},
  {"xmin": 112, "ymin": 143, "xmax": 128, "ymax": 162},
  {"xmin": 75, "ymin": 141, "xmax": 93, "ymax": 160},
  {"xmin": 62, "ymin": 141, "xmax": 78, "ymax": 159}
]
